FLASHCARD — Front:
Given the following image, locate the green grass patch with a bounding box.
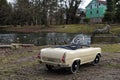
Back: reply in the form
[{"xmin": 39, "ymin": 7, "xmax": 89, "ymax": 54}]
[
  {"xmin": 55, "ymin": 24, "xmax": 120, "ymax": 34},
  {"xmin": 2, "ymin": 24, "xmax": 120, "ymax": 34},
  {"xmin": 92, "ymin": 44, "xmax": 120, "ymax": 53},
  {"xmin": 56, "ymin": 24, "xmax": 98, "ymax": 33},
  {"xmin": 112, "ymin": 27, "xmax": 120, "ymax": 34}
]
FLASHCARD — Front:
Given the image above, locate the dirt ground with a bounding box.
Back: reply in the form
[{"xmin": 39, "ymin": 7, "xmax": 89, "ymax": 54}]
[{"xmin": 0, "ymin": 47, "xmax": 120, "ymax": 80}]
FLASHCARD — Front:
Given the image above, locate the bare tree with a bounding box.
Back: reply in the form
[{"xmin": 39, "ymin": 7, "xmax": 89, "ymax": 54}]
[
  {"xmin": 0, "ymin": 0, "xmax": 12, "ymax": 25},
  {"xmin": 14, "ymin": 0, "xmax": 31, "ymax": 26},
  {"xmin": 59, "ymin": 0, "xmax": 81, "ymax": 24}
]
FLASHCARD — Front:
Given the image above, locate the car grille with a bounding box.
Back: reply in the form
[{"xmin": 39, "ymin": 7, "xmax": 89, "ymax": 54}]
[{"xmin": 42, "ymin": 57, "xmax": 60, "ymax": 63}]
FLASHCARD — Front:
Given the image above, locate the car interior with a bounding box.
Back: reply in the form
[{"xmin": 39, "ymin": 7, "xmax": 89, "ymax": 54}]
[{"xmin": 56, "ymin": 35, "xmax": 90, "ymax": 50}]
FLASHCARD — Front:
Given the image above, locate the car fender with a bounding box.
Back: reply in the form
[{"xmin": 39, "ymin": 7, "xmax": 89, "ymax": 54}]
[{"xmin": 69, "ymin": 58, "xmax": 81, "ymax": 67}]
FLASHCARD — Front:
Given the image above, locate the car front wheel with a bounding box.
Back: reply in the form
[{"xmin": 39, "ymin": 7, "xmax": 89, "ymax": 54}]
[{"xmin": 92, "ymin": 55, "xmax": 100, "ymax": 65}]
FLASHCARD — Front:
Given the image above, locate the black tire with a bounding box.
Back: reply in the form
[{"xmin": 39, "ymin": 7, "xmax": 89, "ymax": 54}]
[
  {"xmin": 92, "ymin": 55, "xmax": 100, "ymax": 66},
  {"xmin": 46, "ymin": 64, "xmax": 53, "ymax": 71},
  {"xmin": 70, "ymin": 61, "xmax": 80, "ymax": 74}
]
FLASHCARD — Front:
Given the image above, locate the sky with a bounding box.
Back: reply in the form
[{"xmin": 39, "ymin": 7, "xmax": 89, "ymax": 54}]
[
  {"xmin": 7, "ymin": 0, "xmax": 105, "ymax": 9},
  {"xmin": 79, "ymin": 0, "xmax": 92, "ymax": 9},
  {"xmin": 79, "ymin": 0, "xmax": 106, "ymax": 9},
  {"xmin": 7, "ymin": 0, "xmax": 14, "ymax": 3}
]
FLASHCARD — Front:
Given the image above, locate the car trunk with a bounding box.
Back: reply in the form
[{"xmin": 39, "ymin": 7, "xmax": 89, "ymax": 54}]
[{"xmin": 41, "ymin": 48, "xmax": 70, "ymax": 63}]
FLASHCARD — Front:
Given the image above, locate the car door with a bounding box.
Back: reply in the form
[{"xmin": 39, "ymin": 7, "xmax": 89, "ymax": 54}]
[{"xmin": 77, "ymin": 48, "xmax": 94, "ymax": 64}]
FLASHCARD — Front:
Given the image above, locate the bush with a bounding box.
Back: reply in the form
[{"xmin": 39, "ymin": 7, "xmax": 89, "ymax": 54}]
[
  {"xmin": 103, "ymin": 11, "xmax": 116, "ymax": 23},
  {"xmin": 83, "ymin": 18, "xmax": 90, "ymax": 23}
]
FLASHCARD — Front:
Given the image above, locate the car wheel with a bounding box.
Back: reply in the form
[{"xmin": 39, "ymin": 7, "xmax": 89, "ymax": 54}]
[
  {"xmin": 70, "ymin": 61, "xmax": 80, "ymax": 74},
  {"xmin": 92, "ymin": 55, "xmax": 100, "ymax": 65},
  {"xmin": 46, "ymin": 64, "xmax": 53, "ymax": 71}
]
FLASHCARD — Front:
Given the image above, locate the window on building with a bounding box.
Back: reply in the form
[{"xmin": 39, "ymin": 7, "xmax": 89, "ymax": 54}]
[
  {"xmin": 91, "ymin": 5, "xmax": 92, "ymax": 9},
  {"xmin": 97, "ymin": 10, "xmax": 99, "ymax": 14},
  {"xmin": 90, "ymin": 11, "xmax": 92, "ymax": 15},
  {"xmin": 97, "ymin": 3, "xmax": 99, "ymax": 8},
  {"xmin": 95, "ymin": 4, "xmax": 96, "ymax": 7},
  {"xmin": 99, "ymin": 3, "xmax": 101, "ymax": 6}
]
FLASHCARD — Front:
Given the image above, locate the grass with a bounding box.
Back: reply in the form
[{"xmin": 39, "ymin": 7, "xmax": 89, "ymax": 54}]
[
  {"xmin": 106, "ymin": 63, "xmax": 120, "ymax": 68},
  {"xmin": 112, "ymin": 27, "xmax": 120, "ymax": 34},
  {"xmin": 55, "ymin": 24, "xmax": 104, "ymax": 33},
  {"xmin": 0, "ymin": 49, "xmax": 40, "ymax": 80},
  {"xmin": 0, "ymin": 51, "xmax": 35, "ymax": 64},
  {"xmin": 92, "ymin": 44, "xmax": 120, "ymax": 53},
  {"xmin": 0, "ymin": 44, "xmax": 120, "ymax": 79},
  {"xmin": 2, "ymin": 24, "xmax": 120, "ymax": 34},
  {"xmin": 53, "ymin": 24, "xmax": 120, "ymax": 34},
  {"xmin": 92, "ymin": 44, "xmax": 120, "ymax": 69},
  {"xmin": 0, "ymin": 46, "xmax": 49, "ymax": 80}
]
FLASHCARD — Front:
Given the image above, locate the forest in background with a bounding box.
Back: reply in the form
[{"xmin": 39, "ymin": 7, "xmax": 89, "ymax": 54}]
[{"xmin": 0, "ymin": 0, "xmax": 120, "ymax": 27}]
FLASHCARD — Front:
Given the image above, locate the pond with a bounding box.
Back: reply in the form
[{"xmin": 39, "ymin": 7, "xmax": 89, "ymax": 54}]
[{"xmin": 0, "ymin": 32, "xmax": 91, "ymax": 46}]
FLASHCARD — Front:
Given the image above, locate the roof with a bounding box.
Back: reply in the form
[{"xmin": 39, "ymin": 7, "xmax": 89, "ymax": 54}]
[
  {"xmin": 98, "ymin": 0, "xmax": 107, "ymax": 5},
  {"xmin": 86, "ymin": 0, "xmax": 106, "ymax": 8}
]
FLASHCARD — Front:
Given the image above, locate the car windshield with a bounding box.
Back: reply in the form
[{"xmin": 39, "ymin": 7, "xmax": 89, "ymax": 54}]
[
  {"xmin": 56, "ymin": 34, "xmax": 91, "ymax": 50},
  {"xmin": 70, "ymin": 34, "xmax": 90, "ymax": 47}
]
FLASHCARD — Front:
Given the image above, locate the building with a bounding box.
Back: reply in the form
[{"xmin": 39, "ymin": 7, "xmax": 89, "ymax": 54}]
[{"xmin": 86, "ymin": 0, "xmax": 107, "ymax": 23}]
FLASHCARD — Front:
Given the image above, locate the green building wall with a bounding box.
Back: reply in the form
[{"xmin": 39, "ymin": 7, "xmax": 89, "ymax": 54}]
[{"xmin": 86, "ymin": 0, "xmax": 107, "ymax": 23}]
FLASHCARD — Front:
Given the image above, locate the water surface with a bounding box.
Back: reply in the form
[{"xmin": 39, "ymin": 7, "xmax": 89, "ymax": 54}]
[{"xmin": 0, "ymin": 32, "xmax": 91, "ymax": 46}]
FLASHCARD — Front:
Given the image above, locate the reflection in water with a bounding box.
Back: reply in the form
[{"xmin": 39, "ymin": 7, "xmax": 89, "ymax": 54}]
[{"xmin": 0, "ymin": 32, "xmax": 91, "ymax": 46}]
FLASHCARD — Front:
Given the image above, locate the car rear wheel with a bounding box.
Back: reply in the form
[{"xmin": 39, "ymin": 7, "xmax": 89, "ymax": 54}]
[
  {"xmin": 92, "ymin": 55, "xmax": 100, "ymax": 65},
  {"xmin": 70, "ymin": 61, "xmax": 80, "ymax": 74},
  {"xmin": 46, "ymin": 64, "xmax": 53, "ymax": 71}
]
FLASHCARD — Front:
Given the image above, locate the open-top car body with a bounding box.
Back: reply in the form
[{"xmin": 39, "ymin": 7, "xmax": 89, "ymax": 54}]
[{"xmin": 37, "ymin": 34, "xmax": 101, "ymax": 73}]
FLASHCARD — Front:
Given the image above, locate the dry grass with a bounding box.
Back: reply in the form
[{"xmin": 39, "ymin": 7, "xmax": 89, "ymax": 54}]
[
  {"xmin": 92, "ymin": 44, "xmax": 120, "ymax": 53},
  {"xmin": 2, "ymin": 24, "xmax": 120, "ymax": 34},
  {"xmin": 0, "ymin": 44, "xmax": 120, "ymax": 80}
]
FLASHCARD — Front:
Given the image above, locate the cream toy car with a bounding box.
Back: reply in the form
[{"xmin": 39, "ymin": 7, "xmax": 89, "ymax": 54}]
[{"xmin": 37, "ymin": 34, "xmax": 101, "ymax": 73}]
